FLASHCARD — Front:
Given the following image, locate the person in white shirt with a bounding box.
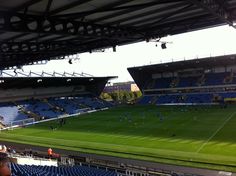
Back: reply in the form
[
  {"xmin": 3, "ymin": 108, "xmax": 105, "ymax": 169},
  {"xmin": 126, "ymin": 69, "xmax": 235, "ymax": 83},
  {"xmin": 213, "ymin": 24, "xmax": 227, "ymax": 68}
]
[{"xmin": 0, "ymin": 146, "xmax": 7, "ymax": 153}]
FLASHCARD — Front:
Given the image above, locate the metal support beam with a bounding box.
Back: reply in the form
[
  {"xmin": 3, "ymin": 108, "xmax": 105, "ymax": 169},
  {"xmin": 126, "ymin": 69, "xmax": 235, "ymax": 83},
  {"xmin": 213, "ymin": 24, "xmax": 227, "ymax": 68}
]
[
  {"xmin": 54, "ymin": 0, "xmax": 136, "ymax": 19},
  {"xmin": 142, "ymin": 14, "xmax": 220, "ymax": 39},
  {"xmin": 0, "ymin": 41, "xmax": 74, "ymax": 54},
  {"xmin": 0, "ymin": 38, "xmax": 121, "ymax": 56},
  {"xmin": 141, "ymin": 4, "xmax": 193, "ymax": 28},
  {"xmin": 0, "ymin": 12, "xmax": 140, "ymax": 40},
  {"xmin": 48, "ymin": 0, "xmax": 93, "ymax": 15},
  {"xmin": 91, "ymin": 0, "xmax": 181, "ymax": 23},
  {"xmin": 187, "ymin": 0, "xmax": 234, "ymax": 27},
  {"xmin": 120, "ymin": 4, "xmax": 194, "ymax": 27},
  {"xmin": 55, "ymin": 1, "xmax": 165, "ymax": 19},
  {"xmin": 10, "ymin": 0, "xmax": 42, "ymax": 12},
  {"xmin": 108, "ymin": 2, "xmax": 187, "ymax": 26},
  {"xmin": 1, "ymin": 0, "xmax": 136, "ymax": 42},
  {"xmin": 0, "ymin": 38, "xmax": 122, "ymax": 68},
  {"xmin": 44, "ymin": 0, "xmax": 53, "ymax": 16}
]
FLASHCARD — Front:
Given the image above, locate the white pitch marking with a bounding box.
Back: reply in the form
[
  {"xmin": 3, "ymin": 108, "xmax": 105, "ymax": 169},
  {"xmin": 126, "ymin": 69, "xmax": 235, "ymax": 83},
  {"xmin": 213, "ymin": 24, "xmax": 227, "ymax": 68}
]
[{"xmin": 196, "ymin": 111, "xmax": 236, "ymax": 153}]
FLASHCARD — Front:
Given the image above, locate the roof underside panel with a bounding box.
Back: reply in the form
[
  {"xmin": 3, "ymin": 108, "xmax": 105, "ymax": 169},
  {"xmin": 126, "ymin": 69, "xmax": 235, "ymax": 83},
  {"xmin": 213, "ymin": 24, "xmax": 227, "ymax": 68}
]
[{"xmin": 1, "ymin": 0, "xmax": 236, "ymax": 69}]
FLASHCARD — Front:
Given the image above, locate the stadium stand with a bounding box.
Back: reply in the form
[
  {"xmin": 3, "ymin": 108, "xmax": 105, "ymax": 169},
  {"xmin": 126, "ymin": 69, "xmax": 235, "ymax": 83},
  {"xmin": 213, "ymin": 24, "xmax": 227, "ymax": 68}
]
[
  {"xmin": 0, "ymin": 96, "xmax": 112, "ymax": 126},
  {"xmin": 138, "ymin": 96, "xmax": 154, "ymax": 105},
  {"xmin": 154, "ymin": 77, "xmax": 173, "ymax": 89},
  {"xmin": 155, "ymin": 93, "xmax": 213, "ymax": 105},
  {"xmin": 10, "ymin": 163, "xmax": 117, "ymax": 176},
  {"xmin": 0, "ymin": 102, "xmax": 28, "ymax": 124},
  {"xmin": 20, "ymin": 99, "xmax": 65, "ymax": 119},
  {"xmin": 177, "ymin": 76, "xmax": 198, "ymax": 87},
  {"xmin": 47, "ymin": 98, "xmax": 83, "ymax": 115},
  {"xmin": 128, "ymin": 54, "xmax": 236, "ymax": 105},
  {"xmin": 146, "ymin": 72, "xmax": 234, "ymax": 90},
  {"xmin": 72, "ymin": 96, "xmax": 109, "ymax": 110},
  {"xmin": 0, "ymin": 75, "xmax": 114, "ymax": 127}
]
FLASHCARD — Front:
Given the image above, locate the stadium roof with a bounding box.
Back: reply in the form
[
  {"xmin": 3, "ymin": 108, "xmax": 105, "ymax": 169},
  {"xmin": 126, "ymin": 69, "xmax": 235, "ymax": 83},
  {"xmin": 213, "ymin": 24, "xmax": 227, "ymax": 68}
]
[
  {"xmin": 128, "ymin": 54, "xmax": 236, "ymax": 73},
  {"xmin": 0, "ymin": 76, "xmax": 114, "ymax": 89},
  {"xmin": 0, "ymin": 76, "xmax": 115, "ymax": 96},
  {"xmin": 1, "ymin": 0, "xmax": 236, "ymax": 69}
]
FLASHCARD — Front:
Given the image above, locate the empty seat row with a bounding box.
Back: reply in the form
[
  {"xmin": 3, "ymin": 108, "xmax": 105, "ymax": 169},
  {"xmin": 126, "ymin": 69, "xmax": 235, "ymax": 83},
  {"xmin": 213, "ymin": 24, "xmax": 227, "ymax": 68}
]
[
  {"xmin": 147, "ymin": 72, "xmax": 233, "ymax": 89},
  {"xmin": 0, "ymin": 103, "xmax": 28, "ymax": 124},
  {"xmin": 0, "ymin": 96, "xmax": 113, "ymax": 125},
  {"xmin": 10, "ymin": 163, "xmax": 117, "ymax": 176}
]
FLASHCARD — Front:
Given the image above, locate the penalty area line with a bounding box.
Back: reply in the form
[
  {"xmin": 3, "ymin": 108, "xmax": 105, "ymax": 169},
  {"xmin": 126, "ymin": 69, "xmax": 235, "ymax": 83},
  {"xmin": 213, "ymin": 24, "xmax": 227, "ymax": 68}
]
[{"xmin": 196, "ymin": 111, "xmax": 236, "ymax": 153}]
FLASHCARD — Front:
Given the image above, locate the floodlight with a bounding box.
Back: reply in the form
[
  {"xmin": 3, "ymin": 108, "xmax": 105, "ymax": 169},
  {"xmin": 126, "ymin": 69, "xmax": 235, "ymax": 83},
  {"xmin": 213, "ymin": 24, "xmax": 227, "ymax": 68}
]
[
  {"xmin": 161, "ymin": 43, "xmax": 167, "ymax": 49},
  {"xmin": 68, "ymin": 59, "xmax": 72, "ymax": 64},
  {"xmin": 113, "ymin": 46, "xmax": 116, "ymax": 52}
]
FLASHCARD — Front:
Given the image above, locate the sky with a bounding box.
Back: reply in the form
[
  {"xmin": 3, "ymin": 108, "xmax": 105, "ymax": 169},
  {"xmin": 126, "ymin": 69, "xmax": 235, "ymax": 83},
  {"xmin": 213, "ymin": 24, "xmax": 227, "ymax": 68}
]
[{"xmin": 21, "ymin": 25, "xmax": 236, "ymax": 83}]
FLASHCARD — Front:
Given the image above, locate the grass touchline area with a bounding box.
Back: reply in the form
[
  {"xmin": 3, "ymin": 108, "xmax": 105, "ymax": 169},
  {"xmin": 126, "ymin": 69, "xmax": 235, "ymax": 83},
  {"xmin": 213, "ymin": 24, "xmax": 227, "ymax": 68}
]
[{"xmin": 196, "ymin": 111, "xmax": 236, "ymax": 153}]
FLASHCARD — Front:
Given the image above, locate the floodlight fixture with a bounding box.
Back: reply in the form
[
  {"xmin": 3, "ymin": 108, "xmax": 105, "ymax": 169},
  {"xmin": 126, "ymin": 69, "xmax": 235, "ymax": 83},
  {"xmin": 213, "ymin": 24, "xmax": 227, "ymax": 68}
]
[
  {"xmin": 113, "ymin": 46, "xmax": 116, "ymax": 52},
  {"xmin": 68, "ymin": 59, "xmax": 72, "ymax": 64},
  {"xmin": 161, "ymin": 43, "xmax": 167, "ymax": 49}
]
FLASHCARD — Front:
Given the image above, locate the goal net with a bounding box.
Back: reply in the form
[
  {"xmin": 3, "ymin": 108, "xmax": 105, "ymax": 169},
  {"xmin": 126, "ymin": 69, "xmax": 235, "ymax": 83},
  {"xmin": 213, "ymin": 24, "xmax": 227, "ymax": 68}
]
[{"xmin": 8, "ymin": 118, "xmax": 35, "ymax": 130}]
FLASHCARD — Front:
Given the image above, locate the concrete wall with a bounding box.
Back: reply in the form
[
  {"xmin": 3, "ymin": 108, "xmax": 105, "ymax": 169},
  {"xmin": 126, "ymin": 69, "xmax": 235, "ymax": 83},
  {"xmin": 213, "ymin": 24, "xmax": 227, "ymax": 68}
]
[{"xmin": 15, "ymin": 156, "xmax": 58, "ymax": 166}]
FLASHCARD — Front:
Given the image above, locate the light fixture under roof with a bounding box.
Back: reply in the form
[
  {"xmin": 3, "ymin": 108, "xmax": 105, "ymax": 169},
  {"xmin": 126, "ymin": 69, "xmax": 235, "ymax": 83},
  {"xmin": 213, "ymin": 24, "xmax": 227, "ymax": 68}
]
[{"xmin": 161, "ymin": 43, "xmax": 167, "ymax": 49}]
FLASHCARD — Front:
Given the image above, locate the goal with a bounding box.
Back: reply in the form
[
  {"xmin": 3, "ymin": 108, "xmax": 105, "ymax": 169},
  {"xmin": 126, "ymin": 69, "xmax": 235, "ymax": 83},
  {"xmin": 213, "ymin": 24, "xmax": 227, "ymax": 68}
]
[{"xmin": 8, "ymin": 118, "xmax": 35, "ymax": 130}]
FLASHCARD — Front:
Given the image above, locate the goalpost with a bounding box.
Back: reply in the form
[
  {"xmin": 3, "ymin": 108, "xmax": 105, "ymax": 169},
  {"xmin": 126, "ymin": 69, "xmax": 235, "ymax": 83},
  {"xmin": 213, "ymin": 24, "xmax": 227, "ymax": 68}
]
[{"xmin": 8, "ymin": 118, "xmax": 35, "ymax": 130}]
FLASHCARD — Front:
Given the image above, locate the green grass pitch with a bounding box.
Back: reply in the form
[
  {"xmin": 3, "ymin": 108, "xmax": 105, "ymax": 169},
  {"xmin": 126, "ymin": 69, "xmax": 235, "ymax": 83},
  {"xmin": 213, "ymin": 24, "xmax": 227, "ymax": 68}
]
[{"xmin": 1, "ymin": 105, "xmax": 236, "ymax": 171}]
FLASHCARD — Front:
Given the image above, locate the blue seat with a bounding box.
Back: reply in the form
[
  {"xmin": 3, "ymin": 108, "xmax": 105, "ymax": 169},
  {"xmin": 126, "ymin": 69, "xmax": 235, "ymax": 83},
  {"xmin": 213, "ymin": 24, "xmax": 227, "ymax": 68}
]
[
  {"xmin": 10, "ymin": 163, "xmax": 117, "ymax": 176},
  {"xmin": 0, "ymin": 102, "xmax": 28, "ymax": 124}
]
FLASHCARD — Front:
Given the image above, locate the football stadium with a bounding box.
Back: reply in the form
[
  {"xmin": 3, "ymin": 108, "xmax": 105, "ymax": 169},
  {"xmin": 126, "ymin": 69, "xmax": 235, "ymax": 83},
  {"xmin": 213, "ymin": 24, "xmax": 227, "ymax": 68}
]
[{"xmin": 1, "ymin": 1, "xmax": 236, "ymax": 176}]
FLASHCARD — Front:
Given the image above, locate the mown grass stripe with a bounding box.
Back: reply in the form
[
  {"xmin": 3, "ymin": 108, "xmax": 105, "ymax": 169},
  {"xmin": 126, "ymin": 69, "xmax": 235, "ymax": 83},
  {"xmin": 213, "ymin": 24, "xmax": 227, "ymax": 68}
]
[{"xmin": 196, "ymin": 111, "xmax": 236, "ymax": 153}]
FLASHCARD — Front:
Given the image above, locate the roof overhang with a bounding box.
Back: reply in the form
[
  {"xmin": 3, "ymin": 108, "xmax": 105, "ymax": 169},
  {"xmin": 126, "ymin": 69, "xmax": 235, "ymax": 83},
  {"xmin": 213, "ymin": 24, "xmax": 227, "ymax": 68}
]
[
  {"xmin": 128, "ymin": 54, "xmax": 236, "ymax": 74},
  {"xmin": 1, "ymin": 0, "xmax": 236, "ymax": 68},
  {"xmin": 0, "ymin": 76, "xmax": 116, "ymax": 89}
]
